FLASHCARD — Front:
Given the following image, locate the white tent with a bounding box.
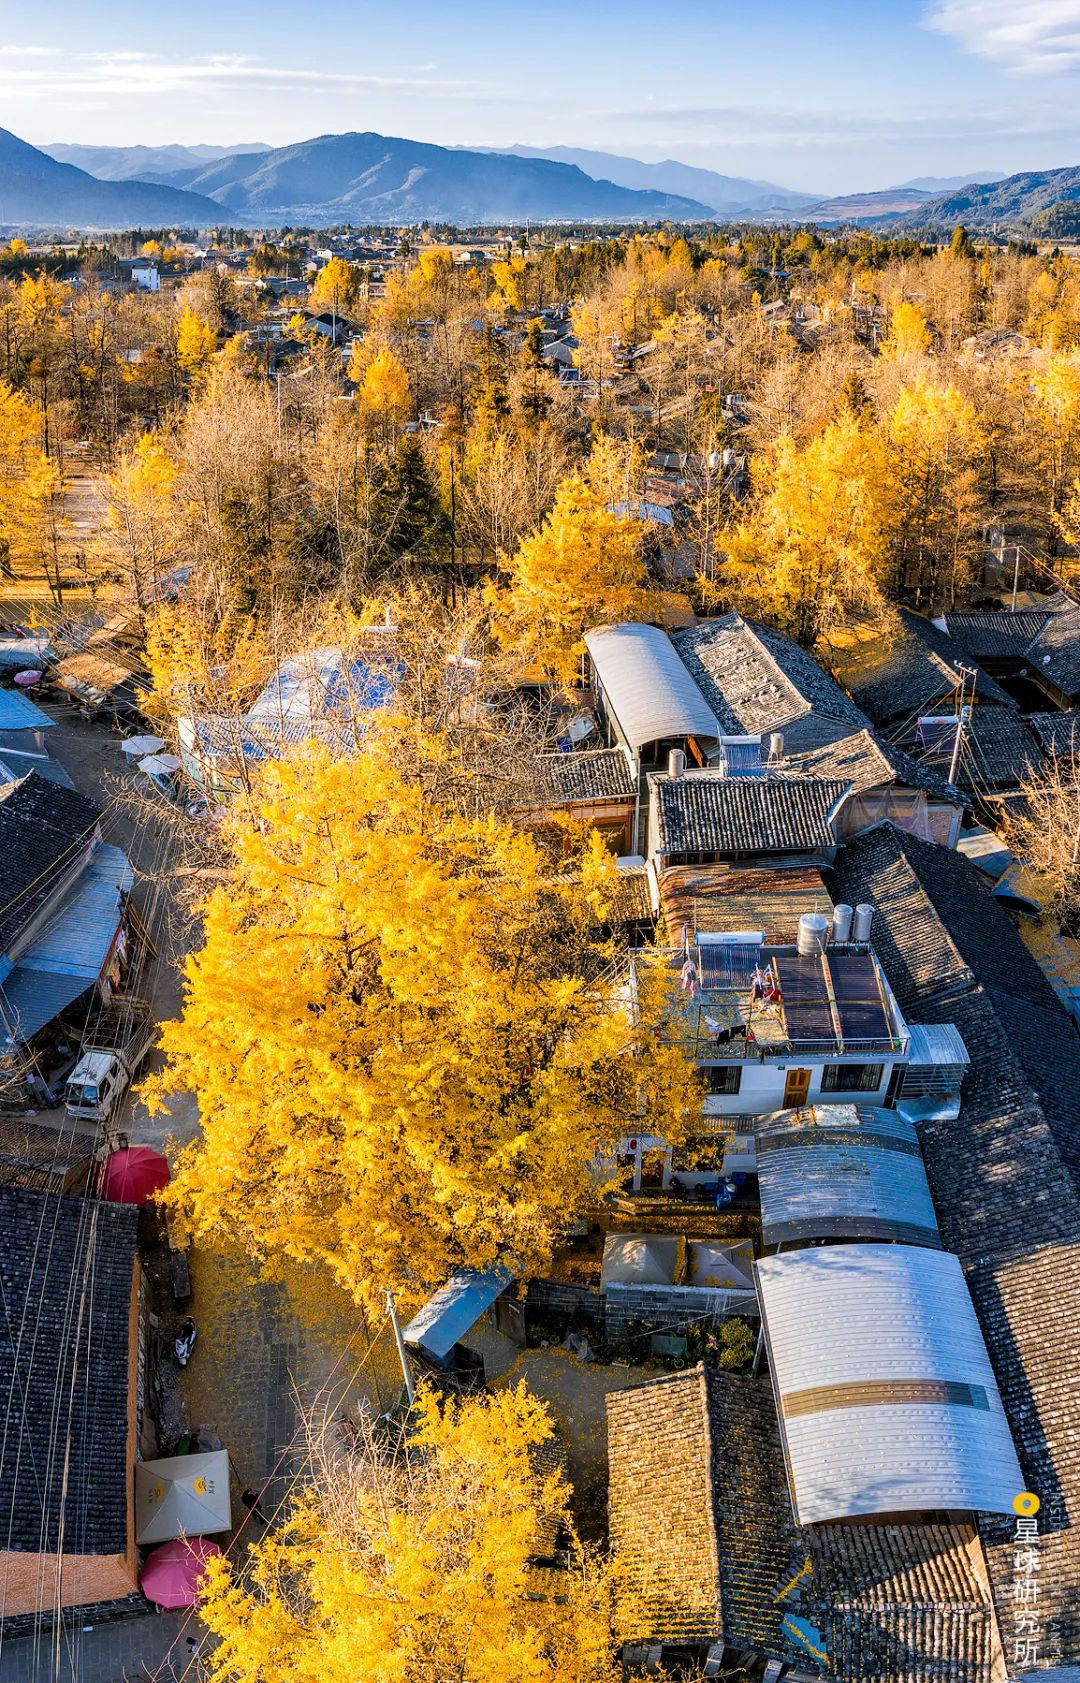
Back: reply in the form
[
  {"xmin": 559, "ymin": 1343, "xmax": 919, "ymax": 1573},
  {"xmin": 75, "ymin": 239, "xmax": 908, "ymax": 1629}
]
[{"xmin": 135, "ymin": 1449, "xmax": 232, "ymax": 1546}]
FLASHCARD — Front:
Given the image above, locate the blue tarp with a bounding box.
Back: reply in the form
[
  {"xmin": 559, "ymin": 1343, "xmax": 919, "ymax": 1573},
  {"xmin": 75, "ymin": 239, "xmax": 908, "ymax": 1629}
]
[
  {"xmin": 0, "ymin": 690, "xmax": 54, "ymax": 732},
  {"xmin": 0, "ymin": 843, "xmax": 131, "ymax": 1051},
  {"xmin": 403, "ymin": 1263, "xmax": 516, "ymax": 1362}
]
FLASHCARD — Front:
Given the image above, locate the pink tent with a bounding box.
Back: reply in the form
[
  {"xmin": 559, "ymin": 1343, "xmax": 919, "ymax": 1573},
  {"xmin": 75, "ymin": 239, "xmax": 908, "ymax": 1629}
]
[
  {"xmin": 140, "ymin": 1537, "xmax": 222, "ymax": 1608},
  {"xmin": 100, "ymin": 1146, "xmax": 170, "ymax": 1206}
]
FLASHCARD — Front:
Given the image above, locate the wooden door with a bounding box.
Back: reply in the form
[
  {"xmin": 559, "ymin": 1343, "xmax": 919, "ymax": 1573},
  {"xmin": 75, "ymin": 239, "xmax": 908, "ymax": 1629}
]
[{"xmin": 783, "ymin": 1068, "xmax": 812, "ymax": 1108}]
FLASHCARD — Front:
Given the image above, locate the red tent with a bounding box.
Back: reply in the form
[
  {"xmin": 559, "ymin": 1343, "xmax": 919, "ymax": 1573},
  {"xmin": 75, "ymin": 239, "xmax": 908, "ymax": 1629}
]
[
  {"xmin": 100, "ymin": 1146, "xmax": 170, "ymax": 1206},
  {"xmin": 140, "ymin": 1537, "xmax": 222, "ymax": 1609}
]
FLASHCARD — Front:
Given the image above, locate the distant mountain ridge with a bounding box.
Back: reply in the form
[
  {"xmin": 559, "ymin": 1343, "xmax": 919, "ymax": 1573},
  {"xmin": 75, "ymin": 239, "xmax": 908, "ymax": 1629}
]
[
  {"xmin": 43, "ymin": 142, "xmax": 271, "ymax": 182},
  {"xmin": 897, "ymin": 171, "xmax": 1005, "ymax": 192},
  {"xmin": 0, "ymin": 128, "xmax": 228, "ymax": 228},
  {"xmin": 897, "ymin": 166, "xmax": 1080, "ymax": 230},
  {"xmin": 492, "ymin": 145, "xmax": 817, "ymax": 214},
  {"xmin": 164, "ymin": 131, "xmax": 714, "ymax": 224}
]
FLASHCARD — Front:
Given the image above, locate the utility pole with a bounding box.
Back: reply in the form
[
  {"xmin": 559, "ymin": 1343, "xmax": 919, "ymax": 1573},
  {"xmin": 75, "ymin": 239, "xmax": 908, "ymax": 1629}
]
[
  {"xmin": 1011, "ymin": 543, "xmax": 1021, "ymax": 612},
  {"xmin": 386, "ymin": 1290, "xmax": 416, "ymax": 1406},
  {"xmin": 949, "ymin": 706, "xmax": 969, "ymax": 787}
]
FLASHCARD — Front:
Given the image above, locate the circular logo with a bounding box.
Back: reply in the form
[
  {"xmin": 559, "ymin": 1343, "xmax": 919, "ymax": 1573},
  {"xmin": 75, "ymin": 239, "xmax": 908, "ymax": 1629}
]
[{"xmin": 1013, "ymin": 1492, "xmax": 1040, "ymax": 1516}]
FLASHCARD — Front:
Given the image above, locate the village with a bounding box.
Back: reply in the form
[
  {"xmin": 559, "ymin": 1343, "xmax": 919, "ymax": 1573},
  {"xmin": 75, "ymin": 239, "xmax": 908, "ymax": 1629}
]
[{"xmin": 0, "ymin": 212, "xmax": 1079, "ymax": 1683}]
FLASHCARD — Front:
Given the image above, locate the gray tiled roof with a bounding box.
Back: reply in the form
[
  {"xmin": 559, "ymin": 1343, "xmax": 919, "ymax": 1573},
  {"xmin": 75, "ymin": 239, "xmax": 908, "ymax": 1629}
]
[
  {"xmin": 533, "ymin": 747, "xmax": 635, "ymax": 803},
  {"xmin": 944, "ymin": 610, "xmax": 1051, "ymax": 661},
  {"xmin": 0, "ymin": 1187, "xmax": 138, "ymax": 1557},
  {"xmin": 829, "ymin": 611, "xmax": 1013, "ymax": 728},
  {"xmin": 787, "ymin": 727, "xmax": 966, "ymax": 804},
  {"xmin": 672, "ymin": 613, "xmax": 867, "ymax": 747},
  {"xmin": 0, "ymin": 773, "xmax": 101, "ymax": 955},
  {"xmin": 828, "ymin": 824, "xmax": 1080, "ymax": 1664},
  {"xmin": 650, "ymin": 772, "xmax": 850, "ymax": 855},
  {"xmin": 607, "ymin": 1365, "xmax": 997, "ymax": 1679},
  {"xmin": 1028, "ymin": 711, "xmax": 1080, "ymax": 758},
  {"xmin": 1028, "ymin": 604, "xmax": 1080, "ymax": 699},
  {"xmin": 957, "ymin": 705, "xmax": 1043, "ymax": 790}
]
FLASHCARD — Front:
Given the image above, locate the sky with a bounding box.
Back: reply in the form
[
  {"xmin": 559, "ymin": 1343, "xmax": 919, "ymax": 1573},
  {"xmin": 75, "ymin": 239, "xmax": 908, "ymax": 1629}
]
[{"xmin": 6, "ymin": 0, "xmax": 1080, "ymax": 193}]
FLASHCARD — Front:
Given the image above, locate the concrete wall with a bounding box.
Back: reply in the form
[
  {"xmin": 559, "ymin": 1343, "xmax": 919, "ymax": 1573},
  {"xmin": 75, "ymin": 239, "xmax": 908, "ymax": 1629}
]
[{"xmin": 700, "ymin": 1055, "xmax": 896, "ymax": 1118}]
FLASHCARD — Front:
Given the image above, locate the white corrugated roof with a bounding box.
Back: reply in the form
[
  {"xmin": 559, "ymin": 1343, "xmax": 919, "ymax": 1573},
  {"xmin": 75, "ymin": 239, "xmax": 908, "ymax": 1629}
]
[
  {"xmin": 585, "ymin": 623, "xmax": 722, "ymax": 751},
  {"xmin": 905, "ymin": 1022, "xmax": 970, "ymax": 1067},
  {"xmin": 756, "ymin": 1243, "xmax": 1023, "ymax": 1524}
]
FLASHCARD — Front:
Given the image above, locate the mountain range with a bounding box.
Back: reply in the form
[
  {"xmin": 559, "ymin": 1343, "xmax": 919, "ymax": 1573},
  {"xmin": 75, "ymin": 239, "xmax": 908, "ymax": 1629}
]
[
  {"xmin": 492, "ymin": 145, "xmax": 817, "ymax": 215},
  {"xmin": 0, "ymin": 127, "xmax": 226, "ymax": 229},
  {"xmin": 897, "ymin": 167, "xmax": 1080, "ymax": 231},
  {"xmin": 6, "ymin": 124, "xmax": 1075, "ymax": 233},
  {"xmin": 43, "ymin": 141, "xmax": 271, "ymax": 182}
]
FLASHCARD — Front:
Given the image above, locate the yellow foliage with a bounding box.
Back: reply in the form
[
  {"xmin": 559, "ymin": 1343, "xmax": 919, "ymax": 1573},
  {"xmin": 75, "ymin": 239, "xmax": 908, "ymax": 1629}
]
[
  {"xmin": 356, "ymin": 344, "xmax": 411, "ymax": 420},
  {"xmin": 198, "ymin": 1385, "xmax": 633, "ymax": 1683},
  {"xmin": 0, "ymin": 380, "xmax": 54, "ymax": 560},
  {"xmin": 490, "ymin": 255, "xmax": 527, "ymax": 312},
  {"xmin": 176, "ymin": 305, "xmax": 216, "ymax": 377},
  {"xmin": 148, "ymin": 726, "xmax": 699, "ymax": 1307},
  {"xmin": 719, "ymin": 410, "xmax": 890, "ymax": 642},
  {"xmin": 487, "ymin": 436, "xmax": 665, "ymax": 682},
  {"xmin": 142, "ymin": 602, "xmax": 271, "ymax": 726},
  {"xmin": 308, "ymin": 256, "xmax": 362, "ymax": 317},
  {"xmin": 881, "ymin": 300, "xmax": 932, "ymax": 360}
]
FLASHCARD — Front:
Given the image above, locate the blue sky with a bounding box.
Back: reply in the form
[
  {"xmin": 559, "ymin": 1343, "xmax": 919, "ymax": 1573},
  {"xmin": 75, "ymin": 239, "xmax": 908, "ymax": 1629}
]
[{"xmin": 6, "ymin": 0, "xmax": 1080, "ymax": 192}]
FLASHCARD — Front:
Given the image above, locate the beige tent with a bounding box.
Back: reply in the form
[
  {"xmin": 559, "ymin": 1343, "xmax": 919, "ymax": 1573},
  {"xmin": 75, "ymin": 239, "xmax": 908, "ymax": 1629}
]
[{"xmin": 135, "ymin": 1450, "xmax": 232, "ymax": 1546}]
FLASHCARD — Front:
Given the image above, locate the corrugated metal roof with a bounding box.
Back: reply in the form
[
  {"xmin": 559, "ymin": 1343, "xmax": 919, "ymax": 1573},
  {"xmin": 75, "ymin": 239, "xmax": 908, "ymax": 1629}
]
[
  {"xmin": 756, "ymin": 1244, "xmax": 1023, "ymax": 1525},
  {"xmin": 756, "ymin": 1105, "xmax": 941, "ymax": 1249},
  {"xmin": 19, "ymin": 844, "xmax": 131, "ymax": 980},
  {"xmin": 905, "ymin": 1022, "xmax": 970, "ymax": 1068},
  {"xmin": 0, "ymin": 967, "xmax": 93, "ymax": 1050},
  {"xmin": 403, "ymin": 1263, "xmax": 515, "ymax": 1362},
  {"xmin": 585, "ymin": 623, "xmax": 722, "ymax": 751},
  {"xmin": 0, "ymin": 690, "xmax": 54, "ymax": 732}
]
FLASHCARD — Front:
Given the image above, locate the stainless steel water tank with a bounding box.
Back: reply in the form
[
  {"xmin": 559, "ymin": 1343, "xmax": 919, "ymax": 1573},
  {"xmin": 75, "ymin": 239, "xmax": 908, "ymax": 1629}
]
[
  {"xmin": 797, "ymin": 912, "xmax": 830, "ymax": 956},
  {"xmin": 852, "ymin": 903, "xmax": 874, "ymax": 943}
]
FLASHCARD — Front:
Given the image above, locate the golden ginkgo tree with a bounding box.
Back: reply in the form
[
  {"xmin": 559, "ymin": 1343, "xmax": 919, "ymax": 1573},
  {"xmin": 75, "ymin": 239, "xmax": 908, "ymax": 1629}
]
[
  {"xmin": 487, "ymin": 435, "xmax": 667, "ymax": 682},
  {"xmin": 198, "ymin": 1385, "xmax": 637, "ymax": 1683},
  {"xmin": 150, "ymin": 722, "xmax": 699, "ymax": 1308}
]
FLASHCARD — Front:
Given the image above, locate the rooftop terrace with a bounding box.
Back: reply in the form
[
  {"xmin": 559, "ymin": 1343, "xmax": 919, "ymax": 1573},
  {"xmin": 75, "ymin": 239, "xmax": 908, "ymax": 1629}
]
[{"xmin": 630, "ymin": 939, "xmax": 908, "ymax": 1062}]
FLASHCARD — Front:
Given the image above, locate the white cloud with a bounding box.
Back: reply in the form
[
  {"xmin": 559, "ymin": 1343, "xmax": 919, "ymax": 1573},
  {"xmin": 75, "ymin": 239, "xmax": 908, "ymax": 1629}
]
[
  {"xmin": 0, "ymin": 44, "xmax": 61, "ymax": 56},
  {"xmin": 926, "ymin": 1, "xmax": 1080, "ymax": 74},
  {"xmin": 0, "ymin": 50, "xmax": 513, "ymax": 101}
]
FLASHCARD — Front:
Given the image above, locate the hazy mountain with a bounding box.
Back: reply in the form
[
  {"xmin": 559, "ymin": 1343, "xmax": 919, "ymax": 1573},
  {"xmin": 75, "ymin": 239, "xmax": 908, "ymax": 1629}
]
[
  {"xmin": 43, "ymin": 142, "xmax": 271, "ymax": 182},
  {"xmin": 896, "ymin": 171, "xmax": 1005, "ymax": 192},
  {"xmin": 897, "ymin": 166, "xmax": 1080, "ymax": 230},
  {"xmin": 798, "ymin": 187, "xmax": 933, "ymax": 223},
  {"xmin": 494, "ymin": 145, "xmax": 817, "ymax": 214},
  {"xmin": 0, "ymin": 128, "xmax": 227, "ymax": 228},
  {"xmin": 178, "ymin": 131, "xmax": 714, "ymax": 223}
]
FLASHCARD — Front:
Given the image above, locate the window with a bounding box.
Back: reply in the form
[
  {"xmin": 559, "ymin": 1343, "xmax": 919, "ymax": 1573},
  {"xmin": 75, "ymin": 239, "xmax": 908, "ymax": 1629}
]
[
  {"xmin": 820, "ymin": 1062, "xmax": 884, "ymax": 1094},
  {"xmin": 705, "ymin": 1065, "xmax": 743, "ymax": 1095}
]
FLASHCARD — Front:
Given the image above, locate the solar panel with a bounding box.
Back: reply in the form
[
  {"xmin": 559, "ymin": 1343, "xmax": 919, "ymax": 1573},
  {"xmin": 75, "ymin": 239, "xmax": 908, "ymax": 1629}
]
[
  {"xmin": 773, "ymin": 953, "xmax": 834, "ymax": 1041},
  {"xmin": 697, "ymin": 941, "xmax": 761, "ymax": 988},
  {"xmin": 829, "ymin": 953, "xmax": 890, "ymax": 1041}
]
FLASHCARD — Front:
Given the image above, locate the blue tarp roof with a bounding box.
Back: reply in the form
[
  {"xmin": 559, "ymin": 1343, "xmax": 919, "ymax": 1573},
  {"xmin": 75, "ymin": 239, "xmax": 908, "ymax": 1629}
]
[
  {"xmin": 403, "ymin": 1263, "xmax": 515, "ymax": 1362},
  {"xmin": 0, "ymin": 843, "xmax": 131, "ymax": 1051},
  {"xmin": 0, "ymin": 690, "xmax": 54, "ymax": 732},
  {"xmin": 0, "ymin": 967, "xmax": 94, "ymax": 1051}
]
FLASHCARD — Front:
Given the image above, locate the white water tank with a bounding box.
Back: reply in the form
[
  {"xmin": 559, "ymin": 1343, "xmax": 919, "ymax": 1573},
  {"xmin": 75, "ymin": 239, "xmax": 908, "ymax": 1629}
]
[
  {"xmin": 852, "ymin": 903, "xmax": 874, "ymax": 943},
  {"xmin": 832, "ymin": 903, "xmax": 854, "ymax": 943},
  {"xmin": 668, "ymin": 747, "xmax": 686, "ymax": 778},
  {"xmin": 768, "ymin": 731, "xmax": 785, "ymax": 763},
  {"xmin": 797, "ymin": 912, "xmax": 830, "ymax": 957}
]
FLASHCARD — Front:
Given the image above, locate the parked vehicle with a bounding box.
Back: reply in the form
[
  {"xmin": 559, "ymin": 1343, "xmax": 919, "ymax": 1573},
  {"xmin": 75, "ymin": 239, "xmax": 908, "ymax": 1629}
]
[{"xmin": 62, "ymin": 997, "xmax": 157, "ymax": 1125}]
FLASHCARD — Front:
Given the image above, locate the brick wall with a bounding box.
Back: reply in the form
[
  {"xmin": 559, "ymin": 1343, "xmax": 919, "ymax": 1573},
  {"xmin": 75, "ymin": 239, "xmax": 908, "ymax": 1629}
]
[
  {"xmin": 603, "ymin": 1283, "xmax": 758, "ymax": 1342},
  {"xmin": 525, "ymin": 1278, "xmax": 603, "ymax": 1329}
]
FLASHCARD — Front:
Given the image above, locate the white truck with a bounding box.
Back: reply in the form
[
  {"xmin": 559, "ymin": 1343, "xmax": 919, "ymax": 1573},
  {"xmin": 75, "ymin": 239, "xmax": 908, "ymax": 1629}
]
[{"xmin": 63, "ymin": 999, "xmax": 157, "ymax": 1126}]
